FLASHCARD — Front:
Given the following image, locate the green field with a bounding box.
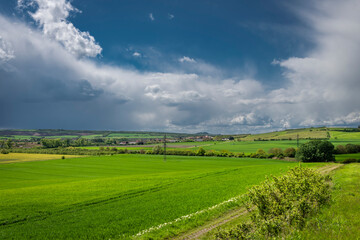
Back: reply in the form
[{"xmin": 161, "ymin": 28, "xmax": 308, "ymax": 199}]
[
  {"xmin": 0, "ymin": 154, "xmax": 322, "ymax": 239},
  {"xmin": 335, "ymin": 153, "xmax": 360, "ymax": 162},
  {"xmin": 202, "ymin": 140, "xmax": 360, "ymax": 153}
]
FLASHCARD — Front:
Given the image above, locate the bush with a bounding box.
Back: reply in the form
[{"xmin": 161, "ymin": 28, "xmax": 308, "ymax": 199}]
[
  {"xmin": 284, "ymin": 147, "xmax": 296, "ymax": 157},
  {"xmin": 342, "ymin": 158, "xmax": 360, "ymax": 164},
  {"xmin": 334, "ymin": 145, "xmax": 346, "ymax": 154},
  {"xmin": 196, "ymin": 147, "xmax": 206, "ymax": 156},
  {"xmin": 152, "ymin": 145, "xmax": 163, "ymax": 154},
  {"xmin": 345, "ymin": 144, "xmax": 358, "ymax": 154},
  {"xmin": 296, "ymin": 140, "xmax": 334, "ymax": 162},
  {"xmin": 215, "ymin": 167, "xmax": 332, "ymax": 239},
  {"xmin": 256, "ymin": 149, "xmax": 267, "ymax": 158},
  {"xmin": 268, "ymin": 148, "xmax": 283, "ymax": 157},
  {"xmin": 1, "ymin": 149, "xmax": 9, "ymax": 154}
]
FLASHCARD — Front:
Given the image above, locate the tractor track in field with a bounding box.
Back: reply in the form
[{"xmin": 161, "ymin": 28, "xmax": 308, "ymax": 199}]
[
  {"xmin": 0, "ymin": 167, "xmax": 247, "ymax": 227},
  {"xmin": 172, "ymin": 163, "xmax": 343, "ymax": 240}
]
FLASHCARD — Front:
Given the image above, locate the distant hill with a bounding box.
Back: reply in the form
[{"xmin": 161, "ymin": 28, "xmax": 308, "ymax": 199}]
[{"xmin": 239, "ymin": 127, "xmax": 360, "ymax": 141}]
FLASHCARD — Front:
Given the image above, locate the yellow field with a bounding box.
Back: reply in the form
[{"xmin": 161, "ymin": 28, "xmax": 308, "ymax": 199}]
[{"xmin": 0, "ymin": 153, "xmax": 83, "ymax": 164}]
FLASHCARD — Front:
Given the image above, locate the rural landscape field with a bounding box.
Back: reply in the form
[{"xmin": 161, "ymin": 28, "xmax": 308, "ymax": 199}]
[
  {"xmin": 1, "ymin": 0, "xmax": 360, "ymax": 239},
  {"xmin": 1, "ymin": 127, "xmax": 360, "ymax": 239}
]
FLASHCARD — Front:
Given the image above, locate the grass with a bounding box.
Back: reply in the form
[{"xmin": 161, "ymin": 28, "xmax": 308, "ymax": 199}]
[
  {"xmin": 287, "ymin": 164, "xmax": 360, "ymax": 239},
  {"xmin": 0, "ymin": 153, "xmax": 82, "ymax": 164},
  {"xmin": 0, "ymin": 154, "xmax": 322, "ymax": 239},
  {"xmin": 107, "ymin": 133, "xmax": 166, "ymax": 139},
  {"xmin": 241, "ymin": 128, "xmax": 329, "ymax": 140},
  {"xmin": 335, "ymin": 153, "xmax": 360, "ymax": 162}
]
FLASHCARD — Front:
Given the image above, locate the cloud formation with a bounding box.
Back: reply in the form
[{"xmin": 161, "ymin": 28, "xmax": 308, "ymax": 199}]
[
  {"xmin": 179, "ymin": 56, "xmax": 196, "ymax": 63},
  {"xmin": 1, "ymin": 0, "xmax": 360, "ymax": 133},
  {"xmin": 17, "ymin": 0, "xmax": 102, "ymax": 58}
]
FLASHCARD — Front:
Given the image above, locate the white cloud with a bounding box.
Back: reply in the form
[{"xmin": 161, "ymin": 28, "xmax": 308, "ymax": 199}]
[
  {"xmin": 1, "ymin": 0, "xmax": 360, "ymax": 133},
  {"xmin": 149, "ymin": 13, "xmax": 154, "ymax": 21},
  {"xmin": 133, "ymin": 52, "xmax": 141, "ymax": 57},
  {"xmin": 0, "ymin": 36, "xmax": 15, "ymax": 63},
  {"xmin": 168, "ymin": 14, "xmax": 174, "ymax": 20},
  {"xmin": 179, "ymin": 56, "xmax": 196, "ymax": 63},
  {"xmin": 17, "ymin": 0, "xmax": 102, "ymax": 58}
]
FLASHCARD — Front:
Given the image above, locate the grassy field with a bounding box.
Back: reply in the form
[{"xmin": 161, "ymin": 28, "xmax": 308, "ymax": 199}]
[
  {"xmin": 0, "ymin": 154, "xmax": 323, "ymax": 239},
  {"xmin": 0, "ymin": 153, "xmax": 81, "ymax": 164},
  {"xmin": 241, "ymin": 128, "xmax": 329, "ymax": 140},
  {"xmin": 335, "ymin": 153, "xmax": 360, "ymax": 162}
]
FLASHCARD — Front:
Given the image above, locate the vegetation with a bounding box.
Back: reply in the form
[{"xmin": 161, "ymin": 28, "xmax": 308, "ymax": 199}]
[
  {"xmin": 0, "ymin": 154, "xmax": 321, "ymax": 239},
  {"xmin": 215, "ymin": 167, "xmax": 332, "ymax": 239},
  {"xmin": 286, "ymin": 164, "xmax": 360, "ymax": 239},
  {"xmin": 0, "ymin": 153, "xmax": 81, "ymax": 164},
  {"xmin": 296, "ymin": 140, "xmax": 335, "ymax": 162}
]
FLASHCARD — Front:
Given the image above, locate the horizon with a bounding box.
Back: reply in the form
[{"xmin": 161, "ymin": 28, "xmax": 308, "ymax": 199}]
[{"xmin": 1, "ymin": 0, "xmax": 360, "ymax": 133}]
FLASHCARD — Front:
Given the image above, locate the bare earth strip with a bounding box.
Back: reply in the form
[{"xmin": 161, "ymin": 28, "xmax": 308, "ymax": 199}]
[{"xmin": 173, "ymin": 163, "xmax": 343, "ymax": 240}]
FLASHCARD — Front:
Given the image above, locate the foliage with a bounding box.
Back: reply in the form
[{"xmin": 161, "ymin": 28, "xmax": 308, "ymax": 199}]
[
  {"xmin": 215, "ymin": 167, "xmax": 332, "ymax": 239},
  {"xmin": 296, "ymin": 140, "xmax": 335, "ymax": 162},
  {"xmin": 1, "ymin": 149, "xmax": 9, "ymax": 154},
  {"xmin": 286, "ymin": 164, "xmax": 360, "ymax": 239},
  {"xmin": 152, "ymin": 145, "xmax": 164, "ymax": 154},
  {"xmin": 334, "ymin": 144, "xmax": 347, "ymax": 154},
  {"xmin": 284, "ymin": 147, "xmax": 296, "ymax": 157},
  {"xmin": 196, "ymin": 147, "xmax": 206, "ymax": 156},
  {"xmin": 0, "ymin": 155, "xmax": 312, "ymax": 239},
  {"xmin": 268, "ymin": 148, "xmax": 283, "ymax": 157}
]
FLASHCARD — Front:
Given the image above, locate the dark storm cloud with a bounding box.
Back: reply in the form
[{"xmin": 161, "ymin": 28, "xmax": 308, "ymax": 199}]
[{"xmin": 1, "ymin": 0, "xmax": 360, "ymax": 133}]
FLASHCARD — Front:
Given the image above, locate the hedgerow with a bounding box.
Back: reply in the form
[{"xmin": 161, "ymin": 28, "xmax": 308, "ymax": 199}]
[{"xmin": 215, "ymin": 167, "xmax": 332, "ymax": 239}]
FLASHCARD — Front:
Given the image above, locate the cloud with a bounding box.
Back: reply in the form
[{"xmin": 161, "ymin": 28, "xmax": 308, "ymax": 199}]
[
  {"xmin": 1, "ymin": 0, "xmax": 360, "ymax": 133},
  {"xmin": 168, "ymin": 14, "xmax": 174, "ymax": 20},
  {"xmin": 0, "ymin": 36, "xmax": 15, "ymax": 63},
  {"xmin": 133, "ymin": 52, "xmax": 141, "ymax": 57},
  {"xmin": 179, "ymin": 56, "xmax": 196, "ymax": 63},
  {"xmin": 149, "ymin": 13, "xmax": 154, "ymax": 21},
  {"xmin": 17, "ymin": 0, "xmax": 102, "ymax": 58}
]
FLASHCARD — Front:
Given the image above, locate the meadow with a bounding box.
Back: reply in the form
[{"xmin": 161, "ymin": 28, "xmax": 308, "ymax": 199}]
[{"xmin": 0, "ymin": 154, "xmax": 322, "ymax": 239}]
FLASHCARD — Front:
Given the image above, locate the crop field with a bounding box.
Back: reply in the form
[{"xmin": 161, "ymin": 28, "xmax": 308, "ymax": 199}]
[
  {"xmin": 0, "ymin": 154, "xmax": 322, "ymax": 239},
  {"xmin": 0, "ymin": 153, "xmax": 81, "ymax": 164},
  {"xmin": 329, "ymin": 130, "xmax": 360, "ymax": 140},
  {"xmin": 241, "ymin": 128, "xmax": 329, "ymax": 140},
  {"xmin": 107, "ymin": 133, "xmax": 167, "ymax": 139}
]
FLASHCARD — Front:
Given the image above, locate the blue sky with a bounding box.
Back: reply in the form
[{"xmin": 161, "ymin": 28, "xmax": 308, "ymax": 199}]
[{"xmin": 0, "ymin": 0, "xmax": 359, "ymax": 133}]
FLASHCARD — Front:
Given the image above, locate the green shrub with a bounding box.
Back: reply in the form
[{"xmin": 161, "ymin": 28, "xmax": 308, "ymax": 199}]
[
  {"xmin": 296, "ymin": 140, "xmax": 334, "ymax": 162},
  {"xmin": 342, "ymin": 158, "xmax": 359, "ymax": 164},
  {"xmin": 215, "ymin": 167, "xmax": 332, "ymax": 239},
  {"xmin": 196, "ymin": 147, "xmax": 206, "ymax": 156},
  {"xmin": 334, "ymin": 145, "xmax": 347, "ymax": 154},
  {"xmin": 268, "ymin": 148, "xmax": 283, "ymax": 157},
  {"xmin": 284, "ymin": 147, "xmax": 296, "ymax": 157},
  {"xmin": 1, "ymin": 149, "xmax": 9, "ymax": 154}
]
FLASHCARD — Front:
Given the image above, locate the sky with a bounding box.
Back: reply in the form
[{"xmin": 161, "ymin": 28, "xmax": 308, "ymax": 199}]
[{"xmin": 0, "ymin": 0, "xmax": 359, "ymax": 134}]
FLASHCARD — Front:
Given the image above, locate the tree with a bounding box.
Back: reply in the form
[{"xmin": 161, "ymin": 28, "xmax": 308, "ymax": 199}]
[
  {"xmin": 152, "ymin": 145, "xmax": 163, "ymax": 154},
  {"xmin": 296, "ymin": 140, "xmax": 334, "ymax": 162},
  {"xmin": 196, "ymin": 147, "xmax": 206, "ymax": 156},
  {"xmin": 268, "ymin": 148, "xmax": 283, "ymax": 157},
  {"xmin": 284, "ymin": 147, "xmax": 296, "ymax": 157}
]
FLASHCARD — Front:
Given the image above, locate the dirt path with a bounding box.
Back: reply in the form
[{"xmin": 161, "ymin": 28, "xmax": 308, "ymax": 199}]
[
  {"xmin": 173, "ymin": 163, "xmax": 342, "ymax": 240},
  {"xmin": 317, "ymin": 164, "xmax": 342, "ymax": 175},
  {"xmin": 173, "ymin": 207, "xmax": 247, "ymax": 240}
]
